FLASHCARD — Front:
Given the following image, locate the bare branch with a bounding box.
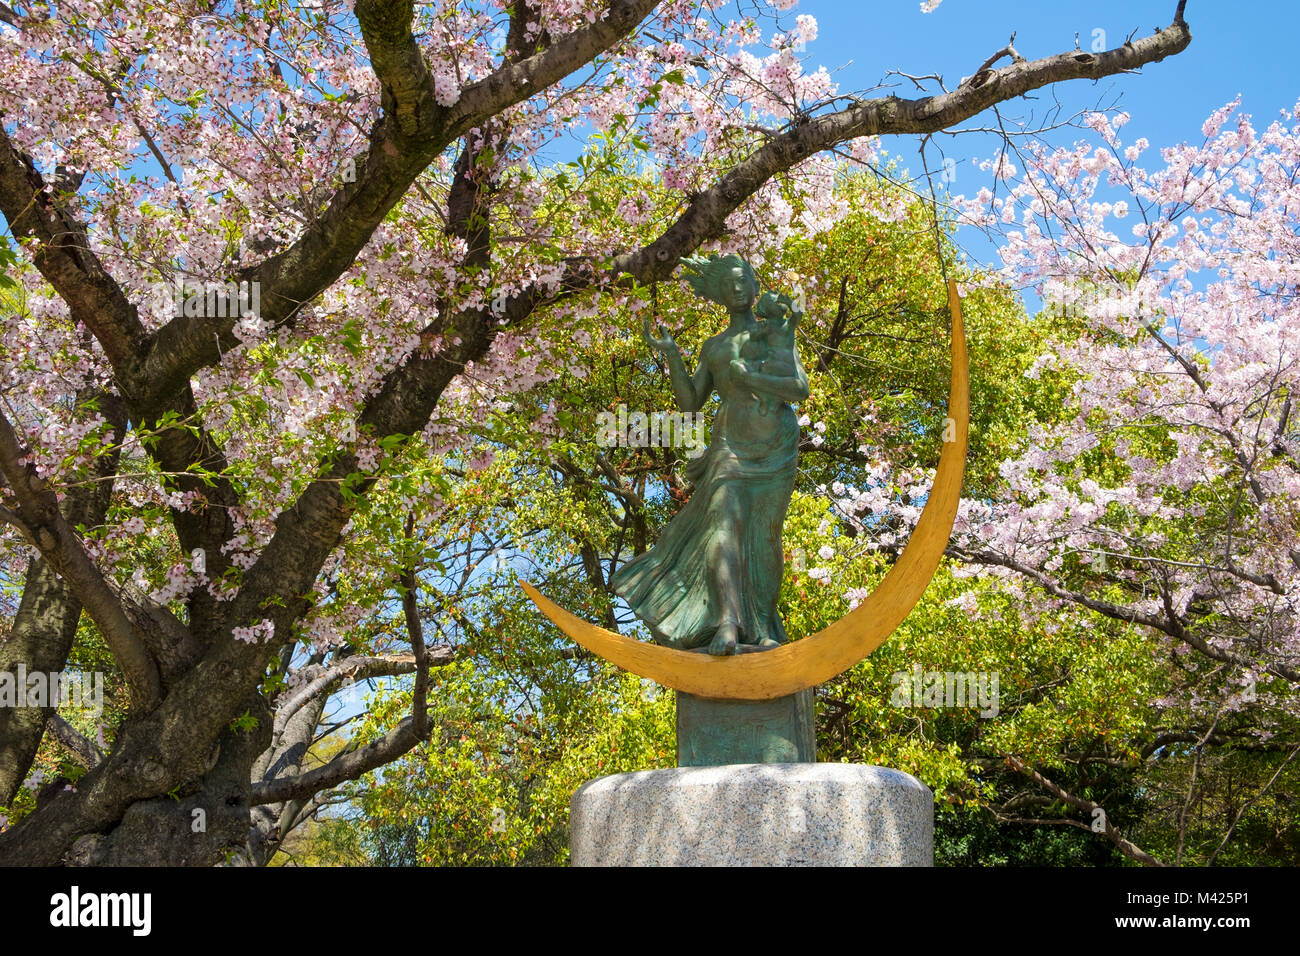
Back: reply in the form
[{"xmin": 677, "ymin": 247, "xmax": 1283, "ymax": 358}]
[
  {"xmin": 1004, "ymin": 755, "xmax": 1166, "ymax": 866},
  {"xmin": 954, "ymin": 546, "xmax": 1300, "ymax": 684},
  {"xmin": 965, "ymin": 32, "xmax": 1026, "ymax": 84},
  {"xmin": 272, "ymin": 649, "xmax": 453, "ymax": 736},
  {"xmin": 251, "ymin": 716, "xmax": 424, "ymax": 806}
]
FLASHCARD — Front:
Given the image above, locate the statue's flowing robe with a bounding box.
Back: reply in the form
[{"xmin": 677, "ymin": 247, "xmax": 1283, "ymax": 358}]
[{"xmin": 612, "ymin": 340, "xmax": 798, "ymax": 650}]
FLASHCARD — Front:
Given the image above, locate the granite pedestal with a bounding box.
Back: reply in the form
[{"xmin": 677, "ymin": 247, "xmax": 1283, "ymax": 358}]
[{"xmin": 570, "ymin": 762, "xmax": 933, "ymax": 866}]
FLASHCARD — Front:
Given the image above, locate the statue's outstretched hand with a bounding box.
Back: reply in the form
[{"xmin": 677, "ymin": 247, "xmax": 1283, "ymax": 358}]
[{"xmin": 642, "ymin": 313, "xmax": 678, "ymax": 354}]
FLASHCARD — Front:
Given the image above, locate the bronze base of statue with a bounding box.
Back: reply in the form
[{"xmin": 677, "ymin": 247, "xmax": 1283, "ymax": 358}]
[{"xmin": 676, "ymin": 689, "xmax": 815, "ymax": 766}]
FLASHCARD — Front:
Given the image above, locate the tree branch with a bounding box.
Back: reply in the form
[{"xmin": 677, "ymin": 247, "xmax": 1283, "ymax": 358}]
[
  {"xmin": 0, "ymin": 408, "xmax": 160, "ymax": 709},
  {"xmin": 0, "ymin": 129, "xmax": 244, "ymax": 617},
  {"xmin": 251, "ymin": 715, "xmax": 424, "ymax": 806},
  {"xmin": 0, "ymin": 389, "xmax": 123, "ymax": 801},
  {"xmin": 272, "ymin": 649, "xmax": 453, "ymax": 737},
  {"xmin": 135, "ymin": 0, "xmax": 663, "ymax": 406},
  {"xmin": 955, "ymin": 546, "xmax": 1300, "ymax": 684},
  {"xmin": 47, "ymin": 715, "xmax": 103, "ymax": 770},
  {"xmin": 1205, "ymin": 742, "xmax": 1300, "ymax": 865},
  {"xmin": 400, "ymin": 512, "xmax": 431, "ymax": 740},
  {"xmin": 609, "ymin": 10, "xmax": 1192, "ymax": 284},
  {"xmin": 966, "ymin": 32, "xmax": 1026, "ymax": 84},
  {"xmin": 1004, "ymin": 754, "xmax": 1167, "ymax": 866},
  {"xmin": 0, "ymin": 127, "xmax": 147, "ymax": 370}
]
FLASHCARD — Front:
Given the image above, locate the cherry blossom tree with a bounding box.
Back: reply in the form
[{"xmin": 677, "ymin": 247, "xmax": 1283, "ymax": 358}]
[
  {"xmin": 0, "ymin": 0, "xmax": 1192, "ymax": 865},
  {"xmin": 942, "ymin": 96, "xmax": 1300, "ymax": 863}
]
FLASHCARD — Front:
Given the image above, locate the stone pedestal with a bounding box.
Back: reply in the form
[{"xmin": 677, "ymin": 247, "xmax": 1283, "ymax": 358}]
[{"xmin": 570, "ymin": 763, "xmax": 933, "ymax": 866}]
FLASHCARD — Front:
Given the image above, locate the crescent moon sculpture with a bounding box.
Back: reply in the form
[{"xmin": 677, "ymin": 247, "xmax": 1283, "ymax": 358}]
[{"xmin": 521, "ymin": 278, "xmax": 968, "ymax": 701}]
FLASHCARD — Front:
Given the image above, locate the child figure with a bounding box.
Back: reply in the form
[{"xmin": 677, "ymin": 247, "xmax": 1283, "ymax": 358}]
[{"xmin": 742, "ymin": 290, "xmax": 803, "ymax": 416}]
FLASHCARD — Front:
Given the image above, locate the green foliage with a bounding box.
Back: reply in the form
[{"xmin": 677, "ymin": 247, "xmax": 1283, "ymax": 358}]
[
  {"xmin": 345, "ymin": 668, "xmax": 672, "ymax": 866},
  {"xmin": 272, "ymin": 815, "xmax": 368, "ymax": 867},
  {"xmin": 229, "ymin": 710, "xmax": 259, "ymax": 733}
]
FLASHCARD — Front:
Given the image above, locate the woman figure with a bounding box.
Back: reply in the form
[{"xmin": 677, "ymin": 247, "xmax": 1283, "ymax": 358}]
[{"xmin": 611, "ymin": 254, "xmax": 809, "ymax": 656}]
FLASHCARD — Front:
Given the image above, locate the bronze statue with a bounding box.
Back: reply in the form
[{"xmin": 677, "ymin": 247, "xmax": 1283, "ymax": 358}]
[
  {"xmin": 610, "ymin": 254, "xmax": 809, "ymax": 656},
  {"xmin": 520, "ymin": 271, "xmax": 968, "ymax": 703}
]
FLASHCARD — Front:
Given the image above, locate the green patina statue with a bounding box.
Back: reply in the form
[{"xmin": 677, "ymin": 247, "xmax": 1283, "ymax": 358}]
[{"xmin": 611, "ymin": 254, "xmax": 809, "ymax": 657}]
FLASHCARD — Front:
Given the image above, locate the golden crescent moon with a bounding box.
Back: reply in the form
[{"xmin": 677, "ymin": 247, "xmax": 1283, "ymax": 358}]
[{"xmin": 521, "ymin": 279, "xmax": 969, "ymax": 700}]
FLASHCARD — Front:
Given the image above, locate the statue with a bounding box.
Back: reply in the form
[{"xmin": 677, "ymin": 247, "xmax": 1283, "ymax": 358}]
[
  {"xmin": 518, "ymin": 269, "xmax": 968, "ymax": 704},
  {"xmin": 610, "ymin": 254, "xmax": 809, "ymax": 656}
]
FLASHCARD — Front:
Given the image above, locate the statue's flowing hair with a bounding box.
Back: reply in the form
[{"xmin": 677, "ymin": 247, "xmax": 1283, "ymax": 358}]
[{"xmin": 679, "ymin": 253, "xmax": 757, "ymax": 304}]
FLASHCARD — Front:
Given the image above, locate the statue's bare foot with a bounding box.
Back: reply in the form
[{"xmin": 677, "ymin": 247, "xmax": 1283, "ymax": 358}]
[
  {"xmin": 757, "ymin": 636, "xmax": 780, "ymax": 648},
  {"xmin": 708, "ymin": 622, "xmax": 739, "ymax": 656}
]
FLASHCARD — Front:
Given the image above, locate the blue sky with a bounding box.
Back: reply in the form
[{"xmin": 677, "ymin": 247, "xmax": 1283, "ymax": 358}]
[{"xmin": 807, "ymin": 0, "xmax": 1292, "ymax": 154}]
